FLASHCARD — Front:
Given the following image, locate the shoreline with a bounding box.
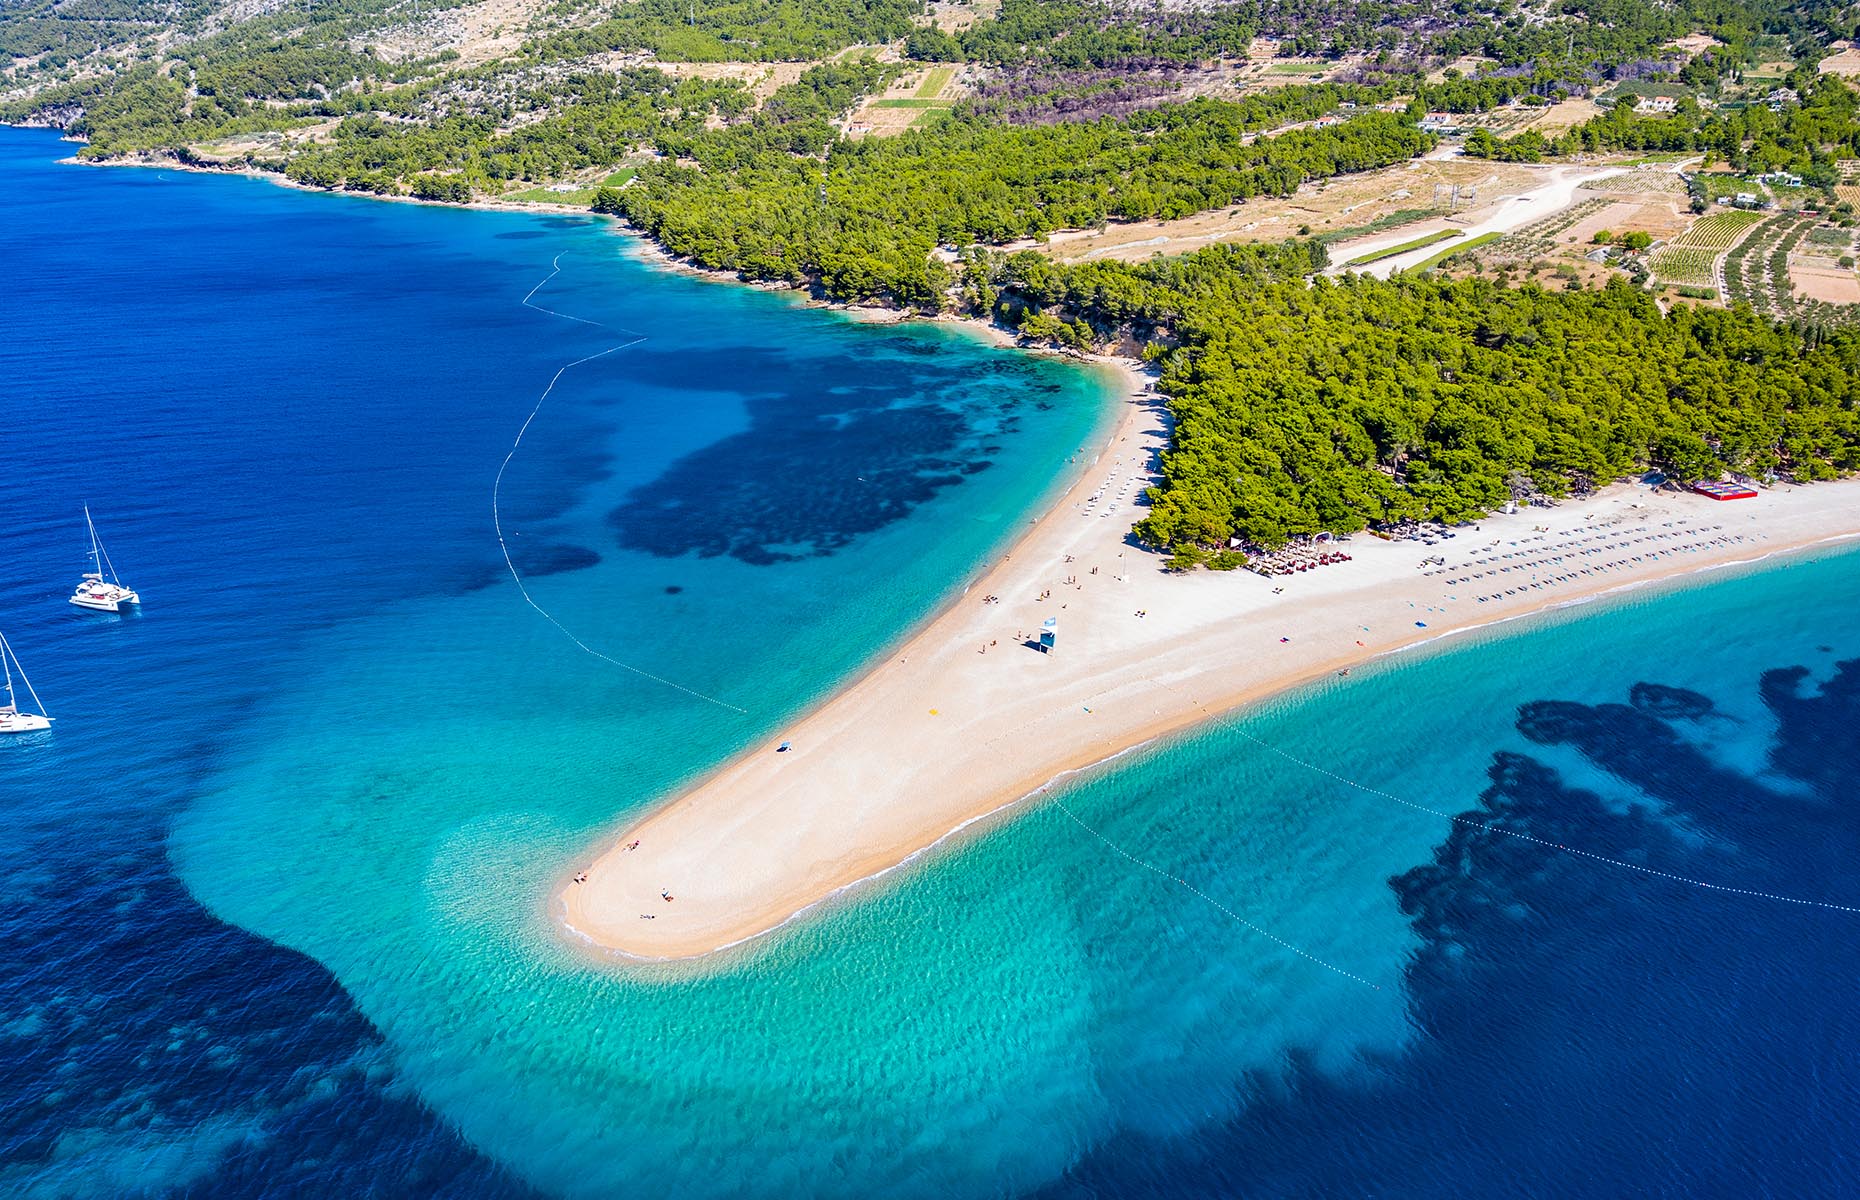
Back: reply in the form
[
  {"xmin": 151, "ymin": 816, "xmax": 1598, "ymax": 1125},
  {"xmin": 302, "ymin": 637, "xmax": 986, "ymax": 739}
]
[
  {"xmin": 557, "ymin": 370, "xmax": 1860, "ymax": 961},
  {"xmin": 562, "ymin": 528, "xmax": 1860, "ymax": 969},
  {"xmin": 46, "ymin": 135, "xmax": 1054, "ymax": 351},
  {"xmin": 59, "ymin": 147, "xmax": 604, "ymax": 217},
  {"xmin": 27, "ymin": 131, "xmax": 1860, "ymax": 965}
]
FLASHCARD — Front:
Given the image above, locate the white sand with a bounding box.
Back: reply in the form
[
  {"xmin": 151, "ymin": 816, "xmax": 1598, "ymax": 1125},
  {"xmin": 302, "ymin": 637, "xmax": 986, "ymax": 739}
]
[{"xmin": 559, "ymin": 370, "xmax": 1860, "ymax": 961}]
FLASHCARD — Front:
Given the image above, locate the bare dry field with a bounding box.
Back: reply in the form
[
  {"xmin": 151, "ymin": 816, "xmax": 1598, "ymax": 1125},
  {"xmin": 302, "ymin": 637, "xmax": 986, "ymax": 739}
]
[
  {"xmin": 1427, "ymin": 55, "xmax": 1496, "ymax": 83},
  {"xmin": 1565, "ymin": 198, "xmax": 1690, "ymax": 245},
  {"xmin": 1818, "ymin": 47, "xmax": 1860, "ymax": 78},
  {"xmin": 1793, "ymin": 264, "xmax": 1860, "ymax": 304},
  {"xmin": 1020, "ymin": 158, "xmax": 1545, "ymax": 264},
  {"xmin": 1450, "ymin": 98, "xmax": 1598, "ymax": 139},
  {"xmin": 1663, "ymin": 33, "xmax": 1723, "ymax": 55},
  {"xmin": 192, "ymin": 117, "xmax": 343, "ymax": 160},
  {"xmin": 1518, "ymin": 97, "xmax": 1603, "ymax": 133},
  {"xmin": 924, "ymin": 0, "xmax": 997, "ymax": 32}
]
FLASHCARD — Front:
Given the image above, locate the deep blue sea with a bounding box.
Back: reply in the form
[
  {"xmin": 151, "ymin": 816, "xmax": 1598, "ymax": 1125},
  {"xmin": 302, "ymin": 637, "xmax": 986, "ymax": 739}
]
[{"xmin": 4, "ymin": 124, "xmax": 1860, "ymax": 1199}]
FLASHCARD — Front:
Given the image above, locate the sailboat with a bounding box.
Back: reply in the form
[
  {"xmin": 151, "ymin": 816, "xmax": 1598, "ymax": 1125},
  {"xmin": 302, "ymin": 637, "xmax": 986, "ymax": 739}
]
[
  {"xmin": 0, "ymin": 631, "xmax": 52, "ymax": 734},
  {"xmin": 69, "ymin": 506, "xmax": 140, "ymax": 613}
]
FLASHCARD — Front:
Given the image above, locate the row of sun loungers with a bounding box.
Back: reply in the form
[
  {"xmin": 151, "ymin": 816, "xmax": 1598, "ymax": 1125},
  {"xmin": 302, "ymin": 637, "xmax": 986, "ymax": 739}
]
[
  {"xmin": 1457, "ymin": 530, "xmax": 1750, "ymax": 604},
  {"xmin": 1248, "ymin": 549, "xmax": 1353, "ymax": 576}
]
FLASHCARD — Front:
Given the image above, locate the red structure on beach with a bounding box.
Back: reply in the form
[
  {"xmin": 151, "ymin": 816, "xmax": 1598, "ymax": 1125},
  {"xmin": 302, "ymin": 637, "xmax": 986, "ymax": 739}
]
[{"xmin": 1692, "ymin": 481, "xmax": 1758, "ymax": 501}]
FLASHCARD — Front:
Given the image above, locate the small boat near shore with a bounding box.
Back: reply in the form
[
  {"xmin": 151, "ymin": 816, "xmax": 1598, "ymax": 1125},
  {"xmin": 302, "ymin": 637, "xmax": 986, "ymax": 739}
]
[
  {"xmin": 69, "ymin": 506, "xmax": 140, "ymax": 613},
  {"xmin": 0, "ymin": 631, "xmax": 52, "ymax": 734}
]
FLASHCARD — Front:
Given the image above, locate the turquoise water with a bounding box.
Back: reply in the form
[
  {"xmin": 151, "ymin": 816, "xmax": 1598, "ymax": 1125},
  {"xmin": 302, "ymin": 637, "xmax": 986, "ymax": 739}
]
[
  {"xmin": 173, "ymin": 530, "xmax": 1860, "ymax": 1198},
  {"xmin": 7, "ymin": 126, "xmax": 1860, "ymax": 1197}
]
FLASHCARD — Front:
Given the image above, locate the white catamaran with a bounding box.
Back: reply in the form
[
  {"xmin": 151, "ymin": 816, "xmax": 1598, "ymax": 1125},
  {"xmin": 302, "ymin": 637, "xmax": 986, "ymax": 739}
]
[
  {"xmin": 70, "ymin": 506, "xmax": 140, "ymax": 613},
  {"xmin": 0, "ymin": 631, "xmax": 52, "ymax": 734}
]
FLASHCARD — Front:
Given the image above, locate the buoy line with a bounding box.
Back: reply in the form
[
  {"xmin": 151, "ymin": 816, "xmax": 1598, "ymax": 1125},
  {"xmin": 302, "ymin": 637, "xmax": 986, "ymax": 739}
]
[
  {"xmin": 495, "ymin": 256, "xmax": 749, "ymax": 714},
  {"xmin": 1172, "ymin": 687, "xmax": 1860, "ymax": 917},
  {"xmin": 944, "ymin": 665, "xmax": 1385, "ymax": 989},
  {"xmin": 1046, "ymin": 788, "xmax": 1386, "ymax": 990}
]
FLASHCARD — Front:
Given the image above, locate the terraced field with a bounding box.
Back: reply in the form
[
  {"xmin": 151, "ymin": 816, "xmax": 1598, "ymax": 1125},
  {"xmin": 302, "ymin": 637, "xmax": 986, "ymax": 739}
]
[
  {"xmin": 1835, "ymin": 161, "xmax": 1860, "ymax": 209},
  {"xmin": 1648, "ymin": 209, "xmax": 1764, "ymax": 287},
  {"xmin": 1649, "ymin": 246, "xmax": 1719, "ymax": 286}
]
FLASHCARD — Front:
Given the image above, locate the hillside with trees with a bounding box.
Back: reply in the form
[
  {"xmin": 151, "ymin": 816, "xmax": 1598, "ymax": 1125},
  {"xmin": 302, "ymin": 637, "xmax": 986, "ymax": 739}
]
[
  {"xmin": 7, "ymin": 0, "xmax": 1860, "ymax": 560},
  {"xmin": 601, "ymin": 100, "xmax": 1432, "ymax": 306}
]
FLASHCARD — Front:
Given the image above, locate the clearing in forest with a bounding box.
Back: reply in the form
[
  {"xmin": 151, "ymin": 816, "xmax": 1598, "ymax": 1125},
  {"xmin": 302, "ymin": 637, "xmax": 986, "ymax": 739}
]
[
  {"xmin": 1021, "ymin": 158, "xmax": 1544, "ymax": 263},
  {"xmin": 651, "ymin": 60, "xmax": 817, "ymax": 105},
  {"xmin": 916, "ymin": 66, "xmax": 956, "ymax": 98},
  {"xmin": 1516, "ymin": 97, "xmax": 1603, "ymax": 133},
  {"xmin": 1820, "ymin": 46, "xmax": 1860, "ymax": 78},
  {"xmin": 848, "ymin": 65, "xmax": 966, "ymax": 137},
  {"xmin": 924, "ymin": 0, "xmax": 996, "ymax": 32},
  {"xmin": 360, "ymin": 0, "xmax": 555, "ymax": 67}
]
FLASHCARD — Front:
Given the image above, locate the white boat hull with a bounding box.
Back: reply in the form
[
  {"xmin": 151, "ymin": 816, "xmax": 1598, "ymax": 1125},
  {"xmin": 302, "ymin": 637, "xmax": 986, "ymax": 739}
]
[
  {"xmin": 70, "ymin": 589, "xmax": 138, "ymax": 613},
  {"xmin": 0, "ymin": 712, "xmax": 51, "ymax": 734}
]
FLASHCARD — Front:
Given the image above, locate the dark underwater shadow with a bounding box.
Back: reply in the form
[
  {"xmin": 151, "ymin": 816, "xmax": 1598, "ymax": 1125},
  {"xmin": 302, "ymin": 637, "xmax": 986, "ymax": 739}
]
[
  {"xmin": 0, "ymin": 811, "xmax": 538, "ymax": 1198},
  {"xmin": 605, "ymin": 343, "xmax": 1039, "ymax": 565},
  {"xmin": 1038, "ymin": 659, "xmax": 1860, "ymax": 1199}
]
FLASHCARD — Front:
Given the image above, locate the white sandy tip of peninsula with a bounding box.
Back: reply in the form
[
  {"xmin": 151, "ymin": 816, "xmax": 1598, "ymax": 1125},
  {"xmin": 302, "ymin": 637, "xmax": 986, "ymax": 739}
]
[{"xmin": 559, "ymin": 374, "xmax": 1860, "ymax": 961}]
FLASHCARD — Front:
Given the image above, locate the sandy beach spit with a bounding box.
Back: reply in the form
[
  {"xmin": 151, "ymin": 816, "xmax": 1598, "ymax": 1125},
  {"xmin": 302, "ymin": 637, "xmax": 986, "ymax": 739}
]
[
  {"xmin": 559, "ymin": 379, "xmax": 1860, "ymax": 961},
  {"xmin": 57, "ymin": 144, "xmax": 1856, "ymax": 962}
]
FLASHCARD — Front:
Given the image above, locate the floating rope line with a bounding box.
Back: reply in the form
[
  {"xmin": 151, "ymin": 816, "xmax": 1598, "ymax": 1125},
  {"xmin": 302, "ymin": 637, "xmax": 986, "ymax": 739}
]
[
  {"xmin": 1042, "ymin": 786, "xmax": 1384, "ymax": 990},
  {"xmin": 495, "ymin": 256, "xmax": 749, "ymax": 714},
  {"xmin": 1172, "ymin": 687, "xmax": 1860, "ymax": 917}
]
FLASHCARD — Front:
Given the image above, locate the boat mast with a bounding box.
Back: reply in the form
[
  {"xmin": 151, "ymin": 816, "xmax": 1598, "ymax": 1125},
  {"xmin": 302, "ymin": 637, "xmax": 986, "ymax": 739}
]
[
  {"xmin": 0, "ymin": 633, "xmax": 50, "ymax": 719},
  {"xmin": 0, "ymin": 634, "xmax": 12, "ymax": 711},
  {"xmin": 84, "ymin": 505, "xmax": 101, "ymax": 577},
  {"xmin": 83, "ymin": 504, "xmax": 120, "ymax": 584}
]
